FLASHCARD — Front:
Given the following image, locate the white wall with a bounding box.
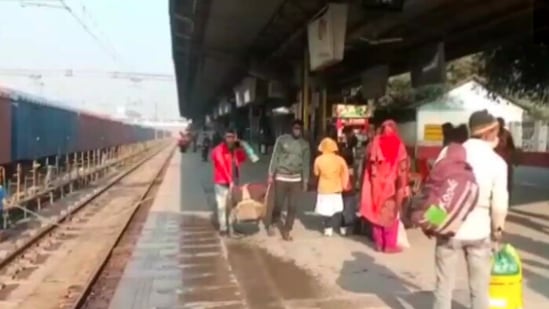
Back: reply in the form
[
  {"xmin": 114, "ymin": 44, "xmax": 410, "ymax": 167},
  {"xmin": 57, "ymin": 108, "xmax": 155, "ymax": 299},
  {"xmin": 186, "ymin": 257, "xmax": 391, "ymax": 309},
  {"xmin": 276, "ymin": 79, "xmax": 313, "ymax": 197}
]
[
  {"xmin": 454, "ymin": 82, "xmax": 524, "ymax": 124},
  {"xmin": 397, "ymin": 121, "xmax": 417, "ymax": 146},
  {"xmin": 416, "ymin": 110, "xmax": 469, "ymax": 145}
]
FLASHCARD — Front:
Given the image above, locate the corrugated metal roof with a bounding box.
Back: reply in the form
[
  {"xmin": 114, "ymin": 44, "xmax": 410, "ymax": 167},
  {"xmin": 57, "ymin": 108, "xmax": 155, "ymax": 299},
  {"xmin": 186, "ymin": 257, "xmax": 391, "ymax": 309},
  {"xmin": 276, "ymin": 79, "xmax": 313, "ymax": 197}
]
[{"xmin": 171, "ymin": 0, "xmax": 531, "ymax": 118}]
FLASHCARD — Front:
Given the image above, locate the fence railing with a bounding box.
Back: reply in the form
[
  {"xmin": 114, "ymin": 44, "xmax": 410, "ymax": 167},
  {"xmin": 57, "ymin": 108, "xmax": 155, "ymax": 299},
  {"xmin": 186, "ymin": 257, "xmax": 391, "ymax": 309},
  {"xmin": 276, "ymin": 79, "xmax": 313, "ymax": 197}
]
[{"xmin": 517, "ymin": 120, "xmax": 549, "ymax": 152}]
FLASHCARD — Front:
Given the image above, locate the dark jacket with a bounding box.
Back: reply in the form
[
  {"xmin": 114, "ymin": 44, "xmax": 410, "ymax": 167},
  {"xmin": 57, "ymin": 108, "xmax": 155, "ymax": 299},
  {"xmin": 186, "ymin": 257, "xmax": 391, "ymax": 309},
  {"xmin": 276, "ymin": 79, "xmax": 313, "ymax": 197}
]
[
  {"xmin": 339, "ymin": 136, "xmax": 358, "ymax": 195},
  {"xmin": 339, "ymin": 135, "xmax": 358, "ymax": 166},
  {"xmin": 268, "ymin": 134, "xmax": 310, "ymax": 180}
]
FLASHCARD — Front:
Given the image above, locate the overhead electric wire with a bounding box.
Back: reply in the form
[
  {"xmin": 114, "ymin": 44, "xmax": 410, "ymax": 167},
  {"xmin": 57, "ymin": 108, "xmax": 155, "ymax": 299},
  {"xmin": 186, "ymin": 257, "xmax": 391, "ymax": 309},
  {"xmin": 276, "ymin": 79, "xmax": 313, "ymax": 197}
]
[
  {"xmin": 11, "ymin": 0, "xmax": 124, "ymax": 65},
  {"xmin": 56, "ymin": 0, "xmax": 122, "ymax": 64},
  {"xmin": 72, "ymin": 0, "xmax": 130, "ymax": 69},
  {"xmin": 0, "ymin": 68, "xmax": 175, "ymax": 81}
]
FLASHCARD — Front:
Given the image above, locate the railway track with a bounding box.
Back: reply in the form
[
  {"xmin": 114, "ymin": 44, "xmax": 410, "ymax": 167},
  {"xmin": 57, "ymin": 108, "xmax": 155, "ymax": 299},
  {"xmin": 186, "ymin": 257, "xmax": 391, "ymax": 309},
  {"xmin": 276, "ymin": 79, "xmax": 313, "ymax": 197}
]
[{"xmin": 0, "ymin": 145, "xmax": 175, "ymax": 309}]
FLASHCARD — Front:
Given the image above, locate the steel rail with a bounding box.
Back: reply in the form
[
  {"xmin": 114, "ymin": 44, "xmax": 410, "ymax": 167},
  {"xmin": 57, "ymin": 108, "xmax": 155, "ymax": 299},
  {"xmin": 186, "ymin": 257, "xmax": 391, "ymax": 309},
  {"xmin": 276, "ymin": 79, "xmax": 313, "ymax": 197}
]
[
  {"xmin": 0, "ymin": 144, "xmax": 170, "ymax": 271},
  {"xmin": 69, "ymin": 147, "xmax": 175, "ymax": 309}
]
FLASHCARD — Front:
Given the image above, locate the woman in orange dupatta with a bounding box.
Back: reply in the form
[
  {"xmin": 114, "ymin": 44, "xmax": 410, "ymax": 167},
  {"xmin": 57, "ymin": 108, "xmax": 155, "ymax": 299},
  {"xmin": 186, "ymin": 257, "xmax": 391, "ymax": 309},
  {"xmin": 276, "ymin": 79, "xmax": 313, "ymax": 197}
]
[{"xmin": 359, "ymin": 120, "xmax": 410, "ymax": 253}]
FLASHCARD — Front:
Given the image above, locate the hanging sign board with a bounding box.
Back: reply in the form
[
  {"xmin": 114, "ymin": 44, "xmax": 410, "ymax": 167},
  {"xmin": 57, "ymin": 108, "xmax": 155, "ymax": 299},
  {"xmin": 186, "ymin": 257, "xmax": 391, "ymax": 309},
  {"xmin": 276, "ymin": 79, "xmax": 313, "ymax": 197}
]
[
  {"xmin": 242, "ymin": 77, "xmax": 257, "ymax": 105},
  {"xmin": 223, "ymin": 102, "xmax": 231, "ymax": 115},
  {"xmin": 234, "ymin": 85, "xmax": 245, "ymax": 107},
  {"xmin": 267, "ymin": 80, "xmax": 286, "ymax": 99},
  {"xmin": 340, "ymin": 118, "xmax": 368, "ymax": 126},
  {"xmin": 423, "ymin": 124, "xmax": 443, "ymax": 141},
  {"xmin": 332, "ymin": 104, "xmax": 370, "ymax": 118},
  {"xmin": 361, "ymin": 65, "xmax": 389, "ymax": 99},
  {"xmin": 361, "ymin": 0, "xmax": 405, "ymax": 11},
  {"xmin": 307, "ymin": 3, "xmax": 348, "ymax": 72},
  {"xmin": 411, "ymin": 42, "xmax": 446, "ymax": 88}
]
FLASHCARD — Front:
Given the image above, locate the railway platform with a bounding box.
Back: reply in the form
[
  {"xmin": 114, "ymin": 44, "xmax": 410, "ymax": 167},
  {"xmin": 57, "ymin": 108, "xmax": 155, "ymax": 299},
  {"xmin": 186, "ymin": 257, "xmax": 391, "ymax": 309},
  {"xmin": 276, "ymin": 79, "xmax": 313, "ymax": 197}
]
[{"xmin": 109, "ymin": 152, "xmax": 549, "ymax": 309}]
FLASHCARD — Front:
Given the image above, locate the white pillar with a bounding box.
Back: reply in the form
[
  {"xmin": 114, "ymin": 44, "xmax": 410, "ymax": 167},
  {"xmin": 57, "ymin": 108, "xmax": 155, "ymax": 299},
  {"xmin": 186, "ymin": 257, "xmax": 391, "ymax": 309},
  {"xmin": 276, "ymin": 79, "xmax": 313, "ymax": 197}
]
[
  {"xmin": 533, "ymin": 121, "xmax": 548, "ymax": 152},
  {"xmin": 509, "ymin": 122, "xmax": 523, "ymax": 148}
]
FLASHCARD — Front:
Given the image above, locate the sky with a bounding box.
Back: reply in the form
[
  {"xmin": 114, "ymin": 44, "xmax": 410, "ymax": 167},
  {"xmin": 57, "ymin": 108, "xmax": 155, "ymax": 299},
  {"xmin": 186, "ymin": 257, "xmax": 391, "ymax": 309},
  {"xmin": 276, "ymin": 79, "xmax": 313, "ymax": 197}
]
[{"xmin": 0, "ymin": 0, "xmax": 180, "ymax": 120}]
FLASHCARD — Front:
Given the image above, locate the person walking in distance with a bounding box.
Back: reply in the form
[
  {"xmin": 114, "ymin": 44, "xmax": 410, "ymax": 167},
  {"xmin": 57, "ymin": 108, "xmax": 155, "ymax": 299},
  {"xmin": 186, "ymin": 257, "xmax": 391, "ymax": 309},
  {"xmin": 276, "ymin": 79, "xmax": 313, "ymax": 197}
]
[
  {"xmin": 211, "ymin": 129, "xmax": 246, "ymax": 236},
  {"xmin": 265, "ymin": 119, "xmax": 310, "ymax": 241},
  {"xmin": 495, "ymin": 117, "xmax": 516, "ymax": 199},
  {"xmin": 432, "ymin": 110, "xmax": 509, "ymax": 309},
  {"xmin": 201, "ymin": 132, "xmax": 212, "ymax": 162},
  {"xmin": 338, "ymin": 126, "xmax": 358, "ymax": 235}
]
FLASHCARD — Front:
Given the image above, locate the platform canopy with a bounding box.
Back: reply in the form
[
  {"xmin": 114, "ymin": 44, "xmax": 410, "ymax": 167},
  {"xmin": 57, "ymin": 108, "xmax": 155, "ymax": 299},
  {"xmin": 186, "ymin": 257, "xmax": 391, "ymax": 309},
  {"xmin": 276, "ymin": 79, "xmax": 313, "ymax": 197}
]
[{"xmin": 170, "ymin": 0, "xmax": 530, "ymax": 118}]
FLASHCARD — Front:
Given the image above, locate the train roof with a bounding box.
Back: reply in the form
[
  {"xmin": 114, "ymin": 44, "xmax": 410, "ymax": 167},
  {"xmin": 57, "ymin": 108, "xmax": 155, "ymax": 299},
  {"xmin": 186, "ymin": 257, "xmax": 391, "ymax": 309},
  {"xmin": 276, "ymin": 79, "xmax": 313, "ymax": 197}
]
[
  {"xmin": 0, "ymin": 86, "xmax": 80, "ymax": 114},
  {"xmin": 0, "ymin": 86, "xmax": 163, "ymax": 130}
]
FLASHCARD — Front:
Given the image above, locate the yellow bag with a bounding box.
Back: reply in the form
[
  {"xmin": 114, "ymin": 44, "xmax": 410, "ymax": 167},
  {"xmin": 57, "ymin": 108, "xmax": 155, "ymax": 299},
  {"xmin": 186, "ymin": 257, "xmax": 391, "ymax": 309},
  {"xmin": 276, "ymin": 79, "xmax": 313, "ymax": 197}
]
[{"xmin": 489, "ymin": 243, "xmax": 523, "ymax": 309}]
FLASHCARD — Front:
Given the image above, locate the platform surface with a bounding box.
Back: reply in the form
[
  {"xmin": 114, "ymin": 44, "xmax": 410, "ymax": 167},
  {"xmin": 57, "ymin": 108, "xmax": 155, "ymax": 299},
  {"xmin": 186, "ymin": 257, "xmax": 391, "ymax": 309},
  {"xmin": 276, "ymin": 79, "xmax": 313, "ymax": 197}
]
[{"xmin": 109, "ymin": 152, "xmax": 549, "ymax": 308}]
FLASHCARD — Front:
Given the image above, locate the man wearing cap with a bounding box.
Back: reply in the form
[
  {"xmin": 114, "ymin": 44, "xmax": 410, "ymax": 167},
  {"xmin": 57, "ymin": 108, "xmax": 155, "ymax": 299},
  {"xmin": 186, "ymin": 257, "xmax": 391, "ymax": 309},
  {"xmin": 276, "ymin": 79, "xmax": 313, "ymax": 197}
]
[
  {"xmin": 211, "ymin": 128, "xmax": 246, "ymax": 236},
  {"xmin": 265, "ymin": 119, "xmax": 310, "ymax": 241},
  {"xmin": 433, "ymin": 110, "xmax": 509, "ymax": 309}
]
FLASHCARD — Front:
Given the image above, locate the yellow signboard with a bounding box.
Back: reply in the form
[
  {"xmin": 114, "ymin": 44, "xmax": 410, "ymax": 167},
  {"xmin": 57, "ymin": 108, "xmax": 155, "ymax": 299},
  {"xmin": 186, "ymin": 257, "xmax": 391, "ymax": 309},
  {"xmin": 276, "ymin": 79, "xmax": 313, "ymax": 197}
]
[{"xmin": 424, "ymin": 124, "xmax": 443, "ymax": 141}]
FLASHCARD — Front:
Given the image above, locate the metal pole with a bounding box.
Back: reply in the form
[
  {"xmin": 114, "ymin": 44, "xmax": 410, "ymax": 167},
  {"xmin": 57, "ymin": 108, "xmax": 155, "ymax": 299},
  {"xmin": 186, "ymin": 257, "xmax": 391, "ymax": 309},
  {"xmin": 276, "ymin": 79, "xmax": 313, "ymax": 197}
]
[
  {"xmin": 322, "ymin": 88, "xmax": 328, "ymax": 136},
  {"xmin": 303, "ymin": 48, "xmax": 310, "ymax": 130}
]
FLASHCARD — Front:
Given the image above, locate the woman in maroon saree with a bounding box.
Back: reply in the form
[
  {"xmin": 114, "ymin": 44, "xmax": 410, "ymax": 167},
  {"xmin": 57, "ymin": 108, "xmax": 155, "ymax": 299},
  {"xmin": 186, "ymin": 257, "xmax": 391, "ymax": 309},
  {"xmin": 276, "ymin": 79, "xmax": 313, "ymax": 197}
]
[{"xmin": 359, "ymin": 120, "xmax": 410, "ymax": 253}]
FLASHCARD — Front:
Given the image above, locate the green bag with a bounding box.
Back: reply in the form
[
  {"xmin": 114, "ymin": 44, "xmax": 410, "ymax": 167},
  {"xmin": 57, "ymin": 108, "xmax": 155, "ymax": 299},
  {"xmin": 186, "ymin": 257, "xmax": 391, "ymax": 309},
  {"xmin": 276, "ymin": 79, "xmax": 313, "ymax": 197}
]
[
  {"xmin": 424, "ymin": 204, "xmax": 448, "ymax": 226},
  {"xmin": 491, "ymin": 244, "xmax": 521, "ymax": 276}
]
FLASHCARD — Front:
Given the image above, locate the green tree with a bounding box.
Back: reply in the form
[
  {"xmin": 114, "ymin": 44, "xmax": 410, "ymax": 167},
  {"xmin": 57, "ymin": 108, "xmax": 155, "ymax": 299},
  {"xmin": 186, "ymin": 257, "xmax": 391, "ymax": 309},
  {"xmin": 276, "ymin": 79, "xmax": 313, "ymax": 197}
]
[
  {"xmin": 478, "ymin": 40, "xmax": 549, "ymax": 103},
  {"xmin": 381, "ymin": 56, "xmax": 475, "ymax": 107}
]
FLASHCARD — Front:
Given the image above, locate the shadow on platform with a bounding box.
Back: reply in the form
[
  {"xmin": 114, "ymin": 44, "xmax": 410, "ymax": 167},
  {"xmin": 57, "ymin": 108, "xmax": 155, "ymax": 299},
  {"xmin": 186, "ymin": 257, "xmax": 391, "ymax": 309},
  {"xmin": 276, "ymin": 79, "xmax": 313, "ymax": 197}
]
[
  {"xmin": 336, "ymin": 252, "xmax": 468, "ymax": 309},
  {"xmin": 510, "ymin": 185, "xmax": 549, "ymax": 207},
  {"xmin": 520, "ymin": 258, "xmax": 549, "ymax": 301},
  {"xmin": 506, "ymin": 213, "xmax": 549, "ymax": 236}
]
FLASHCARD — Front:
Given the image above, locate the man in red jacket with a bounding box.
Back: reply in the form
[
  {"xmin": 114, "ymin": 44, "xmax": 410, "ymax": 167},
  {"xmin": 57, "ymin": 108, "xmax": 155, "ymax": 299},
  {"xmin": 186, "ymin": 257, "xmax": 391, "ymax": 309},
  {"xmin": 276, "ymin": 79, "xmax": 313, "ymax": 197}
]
[{"xmin": 211, "ymin": 129, "xmax": 246, "ymax": 235}]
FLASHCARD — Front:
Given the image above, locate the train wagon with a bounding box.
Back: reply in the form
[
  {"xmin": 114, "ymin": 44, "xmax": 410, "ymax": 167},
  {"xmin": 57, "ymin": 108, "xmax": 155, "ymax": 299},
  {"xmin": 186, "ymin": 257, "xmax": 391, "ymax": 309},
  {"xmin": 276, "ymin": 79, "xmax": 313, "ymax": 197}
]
[
  {"xmin": 135, "ymin": 124, "xmax": 143, "ymax": 143},
  {"xmin": 124, "ymin": 123, "xmax": 135, "ymax": 145},
  {"xmin": 140, "ymin": 125, "xmax": 154, "ymax": 141},
  {"xmin": 131, "ymin": 125, "xmax": 139, "ymax": 144},
  {"xmin": 77, "ymin": 111, "xmax": 110, "ymax": 152},
  {"xmin": 0, "ymin": 91, "xmax": 11, "ymax": 164},
  {"xmin": 110, "ymin": 121, "xmax": 130, "ymax": 146},
  {"xmin": 2, "ymin": 86, "xmax": 162, "ymax": 163},
  {"xmin": 11, "ymin": 96, "xmax": 78, "ymax": 161},
  {"xmin": 102, "ymin": 115, "xmax": 121, "ymax": 148}
]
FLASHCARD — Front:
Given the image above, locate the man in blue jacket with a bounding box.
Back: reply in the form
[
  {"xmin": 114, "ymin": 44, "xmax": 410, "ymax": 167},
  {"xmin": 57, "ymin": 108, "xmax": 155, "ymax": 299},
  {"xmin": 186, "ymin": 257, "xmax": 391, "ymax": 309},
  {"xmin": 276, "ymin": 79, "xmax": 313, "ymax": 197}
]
[{"xmin": 265, "ymin": 119, "xmax": 310, "ymax": 241}]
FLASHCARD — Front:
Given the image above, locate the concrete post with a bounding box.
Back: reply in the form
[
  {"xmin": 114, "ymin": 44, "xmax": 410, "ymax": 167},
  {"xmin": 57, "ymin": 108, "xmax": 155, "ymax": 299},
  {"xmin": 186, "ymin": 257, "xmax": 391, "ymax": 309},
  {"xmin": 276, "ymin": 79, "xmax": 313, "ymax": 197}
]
[
  {"xmin": 302, "ymin": 48, "xmax": 310, "ymax": 131},
  {"xmin": 321, "ymin": 88, "xmax": 328, "ymax": 137},
  {"xmin": 534, "ymin": 120, "xmax": 548, "ymax": 152}
]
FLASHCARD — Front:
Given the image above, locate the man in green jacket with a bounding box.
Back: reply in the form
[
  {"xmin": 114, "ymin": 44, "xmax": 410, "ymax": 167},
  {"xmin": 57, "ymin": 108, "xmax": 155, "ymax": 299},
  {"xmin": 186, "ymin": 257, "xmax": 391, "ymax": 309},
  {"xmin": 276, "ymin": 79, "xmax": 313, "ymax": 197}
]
[{"xmin": 265, "ymin": 119, "xmax": 310, "ymax": 241}]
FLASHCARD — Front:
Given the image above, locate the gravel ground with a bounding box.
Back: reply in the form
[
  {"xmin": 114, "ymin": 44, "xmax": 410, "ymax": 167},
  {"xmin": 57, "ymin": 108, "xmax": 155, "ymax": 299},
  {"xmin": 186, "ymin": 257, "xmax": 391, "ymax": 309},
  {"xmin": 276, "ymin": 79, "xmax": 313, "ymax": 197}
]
[
  {"xmin": 81, "ymin": 157, "xmax": 170, "ymax": 309},
  {"xmin": 0, "ymin": 148, "xmax": 173, "ymax": 309}
]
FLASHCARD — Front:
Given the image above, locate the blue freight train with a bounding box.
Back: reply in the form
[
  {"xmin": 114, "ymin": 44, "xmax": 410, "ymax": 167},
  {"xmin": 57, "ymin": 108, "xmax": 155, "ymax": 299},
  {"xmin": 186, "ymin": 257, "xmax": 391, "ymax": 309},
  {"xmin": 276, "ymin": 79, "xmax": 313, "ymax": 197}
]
[{"xmin": 0, "ymin": 88, "xmax": 169, "ymax": 164}]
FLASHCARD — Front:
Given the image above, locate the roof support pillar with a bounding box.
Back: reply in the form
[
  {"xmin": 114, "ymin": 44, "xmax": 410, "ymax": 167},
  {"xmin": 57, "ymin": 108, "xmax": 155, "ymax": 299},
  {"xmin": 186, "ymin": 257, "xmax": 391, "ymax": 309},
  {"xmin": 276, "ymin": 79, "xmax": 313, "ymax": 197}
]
[{"xmin": 302, "ymin": 47, "xmax": 310, "ymax": 132}]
